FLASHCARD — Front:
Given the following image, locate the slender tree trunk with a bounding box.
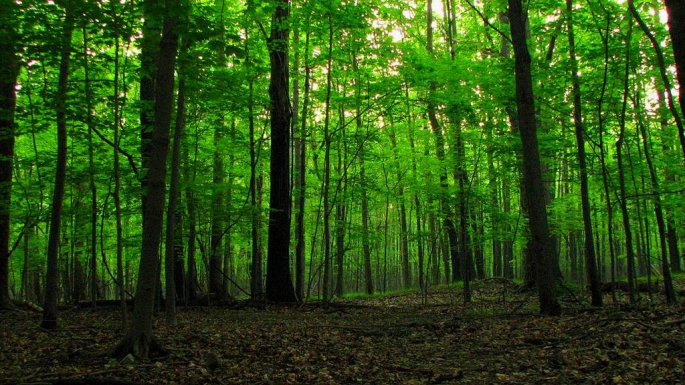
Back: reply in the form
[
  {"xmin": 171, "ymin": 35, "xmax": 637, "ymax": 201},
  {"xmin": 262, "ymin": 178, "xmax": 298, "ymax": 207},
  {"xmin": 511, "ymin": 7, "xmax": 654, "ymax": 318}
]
[
  {"xmin": 354, "ymin": 59, "xmax": 373, "ymax": 295},
  {"xmin": 334, "ymin": 129, "xmax": 347, "ymax": 297},
  {"xmin": 634, "ymin": 98, "xmax": 677, "ymax": 303},
  {"xmin": 321, "ymin": 14, "xmax": 334, "ymax": 305},
  {"xmin": 596, "ymin": 12, "xmax": 618, "ymax": 303},
  {"xmin": 265, "ymin": 0, "xmax": 297, "ymax": 303},
  {"xmin": 81, "ymin": 27, "xmax": 99, "ymax": 308},
  {"xmin": 294, "ymin": 31, "xmax": 311, "ymax": 301},
  {"xmin": 616, "ymin": 16, "xmax": 637, "ymax": 304},
  {"xmin": 42, "ymin": 0, "xmax": 75, "ymax": 328},
  {"xmin": 209, "ymin": 125, "xmax": 224, "ymax": 298},
  {"xmin": 566, "ymin": 0, "xmax": 602, "ymax": 307},
  {"xmin": 508, "ymin": 0, "xmax": 560, "ymax": 316},
  {"xmin": 114, "ymin": 0, "xmax": 179, "ymax": 356},
  {"xmin": 426, "ymin": 0, "xmax": 458, "ymax": 283},
  {"xmin": 184, "ymin": 139, "xmax": 198, "ymax": 301},
  {"xmin": 163, "ymin": 54, "xmax": 187, "ymax": 324},
  {"xmin": 0, "ymin": 0, "xmax": 20, "ymax": 309},
  {"xmin": 110, "ymin": 2, "xmax": 127, "ymax": 329}
]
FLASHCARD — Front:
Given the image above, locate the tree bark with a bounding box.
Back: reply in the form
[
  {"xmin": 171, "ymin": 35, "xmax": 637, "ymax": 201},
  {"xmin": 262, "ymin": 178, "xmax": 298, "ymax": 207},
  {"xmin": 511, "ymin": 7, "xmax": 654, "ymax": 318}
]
[
  {"xmin": 110, "ymin": 1, "xmax": 127, "ymax": 328},
  {"xmin": 665, "ymin": 0, "xmax": 685, "ymax": 121},
  {"xmin": 508, "ymin": 0, "xmax": 560, "ymax": 316},
  {"xmin": 294, "ymin": 30, "xmax": 311, "ymax": 301},
  {"xmin": 42, "ymin": 0, "xmax": 75, "ymax": 328},
  {"xmin": 0, "ymin": 0, "xmax": 20, "ymax": 310},
  {"xmin": 265, "ymin": 0, "xmax": 297, "ymax": 303},
  {"xmin": 163, "ymin": 57, "xmax": 187, "ymax": 325},
  {"xmin": 114, "ymin": 0, "xmax": 179, "ymax": 357},
  {"xmin": 566, "ymin": 0, "xmax": 602, "ymax": 307}
]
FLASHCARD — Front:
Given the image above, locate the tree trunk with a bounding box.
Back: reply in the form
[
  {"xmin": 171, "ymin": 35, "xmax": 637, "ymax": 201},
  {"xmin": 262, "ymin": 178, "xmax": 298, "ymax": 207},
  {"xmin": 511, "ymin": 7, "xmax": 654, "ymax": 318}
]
[
  {"xmin": 184, "ymin": 139, "xmax": 198, "ymax": 301},
  {"xmin": 139, "ymin": 0, "xmax": 161, "ymax": 221},
  {"xmin": 426, "ymin": 0, "xmax": 457, "ymax": 283},
  {"xmin": 81, "ymin": 27, "xmax": 99, "ymax": 308},
  {"xmin": 566, "ymin": 0, "xmax": 602, "ymax": 307},
  {"xmin": 163, "ymin": 56, "xmax": 187, "ymax": 325},
  {"xmin": 664, "ymin": 0, "xmax": 685, "ymax": 122},
  {"xmin": 42, "ymin": 0, "xmax": 75, "ymax": 328},
  {"xmin": 634, "ymin": 99, "xmax": 677, "ymax": 303},
  {"xmin": 110, "ymin": 3, "xmax": 127, "ymax": 329},
  {"xmin": 294, "ymin": 30, "xmax": 311, "ymax": 302},
  {"xmin": 508, "ymin": 0, "xmax": 560, "ymax": 316},
  {"xmin": 209, "ymin": 125, "xmax": 224, "ymax": 298},
  {"xmin": 114, "ymin": 0, "xmax": 179, "ymax": 357},
  {"xmin": 265, "ymin": 0, "xmax": 297, "ymax": 303},
  {"xmin": 0, "ymin": 0, "xmax": 20, "ymax": 310},
  {"xmin": 355, "ymin": 59, "xmax": 373, "ymax": 295},
  {"xmin": 616, "ymin": 14, "xmax": 639, "ymax": 304}
]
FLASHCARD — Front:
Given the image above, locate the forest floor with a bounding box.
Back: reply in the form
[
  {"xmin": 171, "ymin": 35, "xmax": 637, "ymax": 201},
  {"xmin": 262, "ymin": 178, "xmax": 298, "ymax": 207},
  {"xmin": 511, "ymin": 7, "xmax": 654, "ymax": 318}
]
[{"xmin": 2, "ymin": 280, "xmax": 685, "ymax": 384}]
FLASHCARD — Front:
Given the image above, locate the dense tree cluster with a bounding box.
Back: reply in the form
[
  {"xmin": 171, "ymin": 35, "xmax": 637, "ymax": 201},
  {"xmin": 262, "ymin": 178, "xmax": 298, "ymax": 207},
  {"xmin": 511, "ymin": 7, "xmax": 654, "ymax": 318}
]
[{"xmin": 0, "ymin": 0, "xmax": 683, "ymax": 355}]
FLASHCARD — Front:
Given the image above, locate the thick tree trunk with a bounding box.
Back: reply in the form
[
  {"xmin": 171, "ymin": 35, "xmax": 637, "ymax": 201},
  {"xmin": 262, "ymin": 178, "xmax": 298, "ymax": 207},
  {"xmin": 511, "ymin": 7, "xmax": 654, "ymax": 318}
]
[
  {"xmin": 42, "ymin": 0, "xmax": 75, "ymax": 328},
  {"xmin": 508, "ymin": 0, "xmax": 560, "ymax": 316},
  {"xmin": 114, "ymin": 0, "xmax": 179, "ymax": 357},
  {"xmin": 265, "ymin": 0, "xmax": 297, "ymax": 303},
  {"xmin": 139, "ymin": 0, "xmax": 161, "ymax": 220},
  {"xmin": 0, "ymin": 0, "xmax": 20, "ymax": 310}
]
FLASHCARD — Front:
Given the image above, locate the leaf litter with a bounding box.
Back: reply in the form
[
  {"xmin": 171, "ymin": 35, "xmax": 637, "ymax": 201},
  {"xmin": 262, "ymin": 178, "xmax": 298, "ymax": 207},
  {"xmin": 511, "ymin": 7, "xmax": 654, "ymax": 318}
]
[{"xmin": 1, "ymin": 280, "xmax": 684, "ymax": 384}]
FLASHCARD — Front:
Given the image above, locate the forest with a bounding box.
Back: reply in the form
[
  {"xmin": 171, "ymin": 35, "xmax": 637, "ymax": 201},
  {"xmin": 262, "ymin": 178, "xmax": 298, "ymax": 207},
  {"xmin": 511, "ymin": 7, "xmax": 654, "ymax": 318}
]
[{"xmin": 1, "ymin": 0, "xmax": 685, "ymax": 382}]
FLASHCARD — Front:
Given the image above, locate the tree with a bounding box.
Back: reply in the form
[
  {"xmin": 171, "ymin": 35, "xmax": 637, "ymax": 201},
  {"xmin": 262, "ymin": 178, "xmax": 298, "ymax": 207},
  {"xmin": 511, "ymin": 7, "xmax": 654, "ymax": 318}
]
[
  {"xmin": 115, "ymin": 0, "xmax": 180, "ymax": 357},
  {"xmin": 507, "ymin": 0, "xmax": 560, "ymax": 316},
  {"xmin": 566, "ymin": 0, "xmax": 602, "ymax": 307},
  {"xmin": 265, "ymin": 0, "xmax": 297, "ymax": 303},
  {"xmin": 42, "ymin": 0, "xmax": 76, "ymax": 329},
  {"xmin": 0, "ymin": 0, "xmax": 20, "ymax": 310},
  {"xmin": 665, "ymin": 0, "xmax": 685, "ymax": 121}
]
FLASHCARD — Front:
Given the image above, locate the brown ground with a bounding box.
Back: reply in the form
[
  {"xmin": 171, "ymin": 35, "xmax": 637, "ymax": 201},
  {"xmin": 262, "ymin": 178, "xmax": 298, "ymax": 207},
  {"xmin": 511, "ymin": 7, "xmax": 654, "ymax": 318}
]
[{"xmin": 2, "ymin": 281, "xmax": 684, "ymax": 384}]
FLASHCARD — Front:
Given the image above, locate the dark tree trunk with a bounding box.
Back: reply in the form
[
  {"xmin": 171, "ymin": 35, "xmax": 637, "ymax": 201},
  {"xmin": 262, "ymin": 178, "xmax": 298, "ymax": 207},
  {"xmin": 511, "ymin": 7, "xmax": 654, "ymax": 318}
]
[
  {"xmin": 163, "ymin": 57, "xmax": 187, "ymax": 324},
  {"xmin": 616, "ymin": 16, "xmax": 638, "ymax": 304},
  {"xmin": 0, "ymin": 0, "xmax": 20, "ymax": 310},
  {"xmin": 294, "ymin": 32, "xmax": 310, "ymax": 301},
  {"xmin": 355, "ymin": 63, "xmax": 373, "ymax": 295},
  {"xmin": 508, "ymin": 0, "xmax": 560, "ymax": 316},
  {"xmin": 42, "ymin": 0, "xmax": 75, "ymax": 328},
  {"xmin": 635, "ymin": 101, "xmax": 677, "ymax": 304},
  {"xmin": 665, "ymin": 0, "xmax": 685, "ymax": 121},
  {"xmin": 209, "ymin": 125, "xmax": 224, "ymax": 298},
  {"xmin": 566, "ymin": 0, "xmax": 602, "ymax": 307},
  {"xmin": 140, "ymin": 0, "xmax": 161, "ymax": 220},
  {"xmin": 183, "ymin": 129, "xmax": 198, "ymax": 301},
  {"xmin": 110, "ymin": 3, "xmax": 127, "ymax": 328},
  {"xmin": 81, "ymin": 27, "xmax": 99, "ymax": 308},
  {"xmin": 114, "ymin": 0, "xmax": 179, "ymax": 357},
  {"xmin": 265, "ymin": 0, "xmax": 297, "ymax": 303}
]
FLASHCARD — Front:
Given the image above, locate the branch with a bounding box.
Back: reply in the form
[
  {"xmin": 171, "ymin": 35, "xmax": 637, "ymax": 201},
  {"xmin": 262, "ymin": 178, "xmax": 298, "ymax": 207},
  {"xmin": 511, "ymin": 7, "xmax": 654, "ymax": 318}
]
[
  {"xmin": 91, "ymin": 125, "xmax": 139, "ymax": 177},
  {"xmin": 463, "ymin": 0, "xmax": 512, "ymax": 45}
]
